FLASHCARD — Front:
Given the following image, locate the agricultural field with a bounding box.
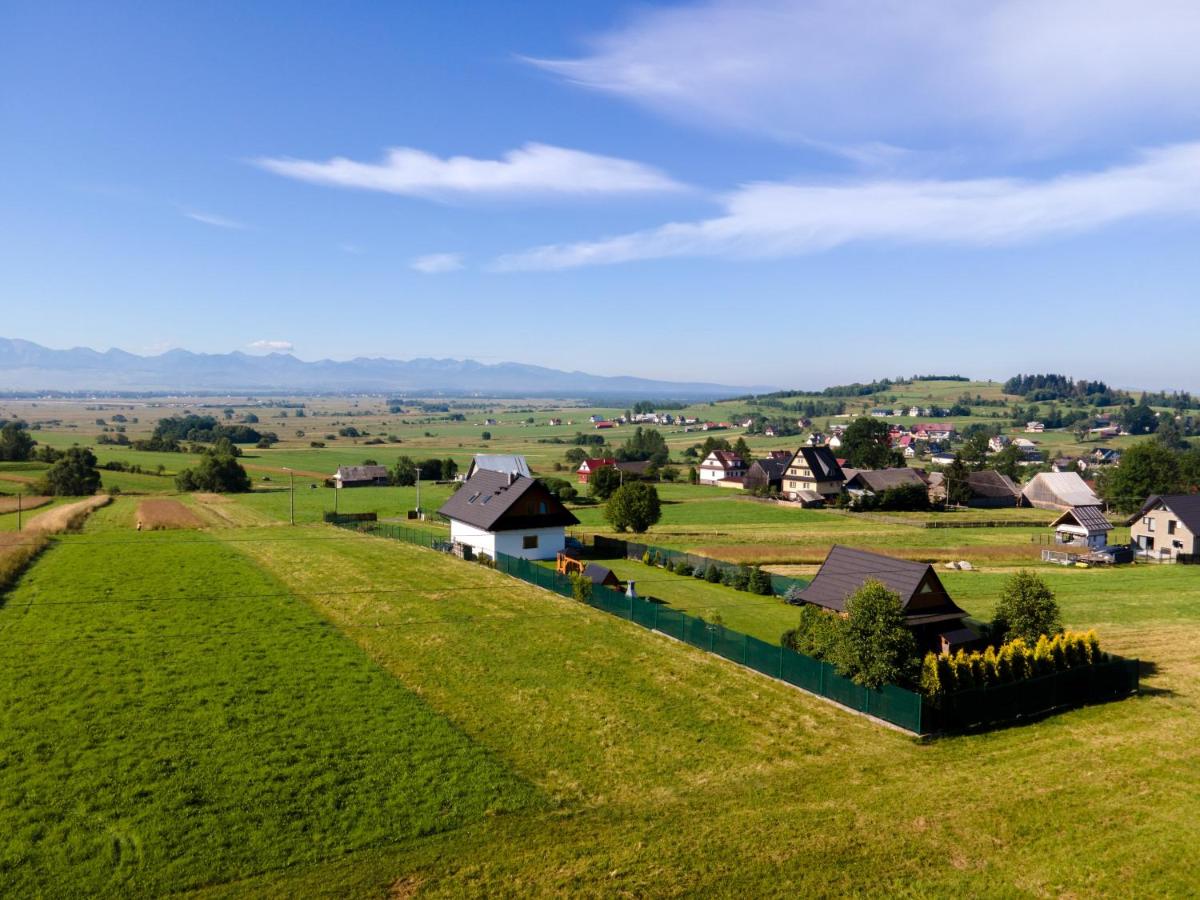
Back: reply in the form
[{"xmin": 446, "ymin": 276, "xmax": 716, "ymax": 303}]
[{"xmin": 3, "ymin": 385, "xmax": 1199, "ymax": 893}]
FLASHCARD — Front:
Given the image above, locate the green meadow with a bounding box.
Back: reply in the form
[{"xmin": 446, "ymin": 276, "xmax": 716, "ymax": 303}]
[{"xmin": 0, "ymin": 516, "xmax": 538, "ymax": 897}]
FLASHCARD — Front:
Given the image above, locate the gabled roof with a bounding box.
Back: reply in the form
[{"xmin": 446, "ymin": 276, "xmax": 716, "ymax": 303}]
[
  {"xmin": 468, "ymin": 454, "xmax": 531, "ymax": 479},
  {"xmin": 1126, "ymin": 494, "xmax": 1200, "ymax": 533},
  {"xmin": 798, "ymin": 546, "xmax": 967, "ymax": 621},
  {"xmin": 578, "ymin": 457, "xmax": 617, "ymax": 472},
  {"xmin": 439, "ymin": 471, "xmax": 579, "ymax": 532},
  {"xmin": 1053, "ymin": 505, "xmax": 1113, "ymax": 532},
  {"xmin": 748, "ymin": 457, "xmax": 789, "ymax": 480},
  {"xmin": 787, "ymin": 445, "xmax": 845, "ymax": 482},
  {"xmin": 966, "ymin": 469, "xmax": 1020, "ymax": 499},
  {"xmin": 844, "ymin": 467, "xmax": 926, "ymax": 492},
  {"xmin": 1021, "ymin": 472, "xmax": 1100, "ymax": 509},
  {"xmin": 702, "ymin": 450, "xmax": 745, "ymax": 469},
  {"xmin": 335, "ymin": 465, "xmax": 389, "ymax": 481},
  {"xmin": 582, "ymin": 563, "xmax": 621, "ymax": 587}
]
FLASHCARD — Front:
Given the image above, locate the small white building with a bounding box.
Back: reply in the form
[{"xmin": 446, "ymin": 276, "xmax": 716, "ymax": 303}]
[
  {"xmin": 438, "ymin": 471, "xmax": 578, "ymax": 561},
  {"xmin": 1051, "ymin": 505, "xmax": 1113, "ymax": 551}
]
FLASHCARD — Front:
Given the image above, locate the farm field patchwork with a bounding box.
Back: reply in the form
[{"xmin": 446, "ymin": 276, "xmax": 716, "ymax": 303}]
[{"xmin": 0, "ymin": 509, "xmax": 539, "ymax": 898}]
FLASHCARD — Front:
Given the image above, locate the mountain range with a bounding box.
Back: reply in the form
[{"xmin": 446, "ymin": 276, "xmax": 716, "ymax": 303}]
[{"xmin": 0, "ymin": 338, "xmax": 766, "ymax": 398}]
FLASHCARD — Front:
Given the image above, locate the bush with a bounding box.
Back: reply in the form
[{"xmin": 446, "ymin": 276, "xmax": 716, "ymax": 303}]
[
  {"xmin": 992, "ymin": 570, "xmax": 1062, "ymax": 645},
  {"xmin": 604, "ymin": 483, "xmax": 662, "ymax": 534},
  {"xmin": 781, "ymin": 604, "xmax": 847, "ymax": 662},
  {"xmin": 674, "ymin": 562, "xmax": 694, "ymax": 577},
  {"xmin": 837, "ymin": 580, "xmax": 919, "ymax": 689},
  {"xmin": 569, "ymin": 572, "xmax": 592, "ymax": 604},
  {"xmin": 704, "ymin": 564, "xmax": 721, "ymax": 583},
  {"xmin": 42, "ymin": 446, "xmax": 102, "ymax": 496},
  {"xmin": 920, "ymin": 631, "xmax": 1104, "ymax": 697}
]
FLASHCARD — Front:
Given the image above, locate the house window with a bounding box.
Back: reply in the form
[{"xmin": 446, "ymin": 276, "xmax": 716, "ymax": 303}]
[
  {"xmin": 1143, "ymin": 517, "xmax": 1155, "ymax": 532},
  {"xmin": 522, "ymin": 535, "xmax": 539, "ymax": 550},
  {"xmin": 1168, "ymin": 519, "xmax": 1177, "ymax": 535},
  {"xmin": 538, "ymin": 501, "xmax": 547, "ymax": 515}
]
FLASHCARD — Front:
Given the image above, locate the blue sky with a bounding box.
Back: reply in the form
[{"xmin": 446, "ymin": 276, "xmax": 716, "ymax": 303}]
[{"xmin": 3, "ymin": 0, "xmax": 1200, "ymax": 390}]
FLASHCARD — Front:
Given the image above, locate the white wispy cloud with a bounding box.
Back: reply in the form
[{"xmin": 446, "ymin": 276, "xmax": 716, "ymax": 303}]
[
  {"xmin": 254, "ymin": 142, "xmax": 686, "ymax": 199},
  {"xmin": 494, "ymin": 142, "xmax": 1200, "ymax": 270},
  {"xmin": 248, "ymin": 339, "xmax": 294, "ymax": 352},
  {"xmin": 184, "ymin": 210, "xmax": 247, "ymax": 230},
  {"xmin": 529, "ymin": 0, "xmax": 1200, "ymax": 157},
  {"xmin": 410, "ymin": 252, "xmax": 464, "ymax": 274}
]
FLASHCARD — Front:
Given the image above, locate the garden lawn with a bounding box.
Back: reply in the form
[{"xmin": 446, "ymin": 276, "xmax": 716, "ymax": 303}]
[
  {"xmin": 599, "ymin": 556, "xmax": 803, "ymax": 645},
  {"xmin": 201, "ymin": 524, "xmax": 1200, "ymax": 897},
  {"xmin": 0, "ymin": 523, "xmax": 538, "ymax": 898}
]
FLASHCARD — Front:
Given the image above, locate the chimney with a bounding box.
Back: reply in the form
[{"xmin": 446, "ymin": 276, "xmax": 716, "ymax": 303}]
[
  {"xmin": 507, "ymin": 471, "xmax": 515, "ymax": 486},
  {"xmin": 626, "ymin": 580, "xmax": 637, "ymax": 599}
]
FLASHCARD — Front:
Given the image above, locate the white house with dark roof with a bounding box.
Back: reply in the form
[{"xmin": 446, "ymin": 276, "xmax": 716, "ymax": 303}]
[{"xmin": 438, "ymin": 470, "xmax": 579, "ymax": 561}]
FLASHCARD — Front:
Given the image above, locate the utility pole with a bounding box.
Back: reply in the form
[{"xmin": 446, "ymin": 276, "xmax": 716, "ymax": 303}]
[
  {"xmin": 16, "ymin": 492, "xmax": 21, "ymax": 531},
  {"xmin": 414, "ymin": 466, "xmax": 422, "ymax": 517},
  {"xmin": 334, "ymin": 479, "xmax": 338, "ymax": 516},
  {"xmin": 285, "ymin": 468, "xmax": 294, "ymax": 525}
]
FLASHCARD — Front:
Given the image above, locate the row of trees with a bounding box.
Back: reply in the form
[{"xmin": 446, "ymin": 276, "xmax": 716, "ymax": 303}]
[
  {"xmin": 640, "ymin": 550, "xmax": 775, "ymax": 595},
  {"xmin": 1097, "ymin": 441, "xmax": 1200, "ymax": 514},
  {"xmin": 921, "ymin": 631, "xmax": 1102, "ymax": 699}
]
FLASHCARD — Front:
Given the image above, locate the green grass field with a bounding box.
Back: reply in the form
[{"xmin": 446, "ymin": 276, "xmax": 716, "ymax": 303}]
[{"xmin": 0, "ymin": 512, "xmax": 539, "ymax": 897}]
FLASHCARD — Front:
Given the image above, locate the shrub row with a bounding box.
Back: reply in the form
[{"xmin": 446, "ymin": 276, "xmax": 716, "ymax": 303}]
[
  {"xmin": 640, "ymin": 550, "xmax": 774, "ymax": 595},
  {"xmin": 921, "ymin": 631, "xmax": 1103, "ymax": 698}
]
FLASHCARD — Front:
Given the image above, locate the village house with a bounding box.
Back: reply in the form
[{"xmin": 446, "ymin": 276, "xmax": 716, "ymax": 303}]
[
  {"xmin": 842, "ymin": 466, "xmax": 928, "ymax": 496},
  {"xmin": 547, "ymin": 417, "xmax": 562, "ymax": 426},
  {"xmin": 797, "ymin": 546, "xmax": 978, "ymax": 654},
  {"xmin": 915, "ymin": 423, "xmax": 956, "ymax": 442},
  {"xmin": 1021, "ymin": 471, "xmax": 1100, "ymax": 511},
  {"xmin": 465, "ymin": 453, "xmax": 531, "ymax": 481},
  {"xmin": 699, "ymin": 450, "xmax": 747, "ymax": 485},
  {"xmin": 576, "ymin": 457, "xmax": 617, "ymax": 484},
  {"xmin": 1127, "ymin": 494, "xmax": 1200, "ymax": 560},
  {"xmin": 438, "ymin": 470, "xmax": 579, "ymax": 561},
  {"xmin": 742, "ymin": 451, "xmax": 792, "ymax": 493},
  {"xmin": 1051, "ymin": 505, "xmax": 1113, "ymax": 551},
  {"xmin": 930, "ymin": 451, "xmax": 957, "ymax": 466},
  {"xmin": 1025, "ymin": 421, "xmax": 1045, "ymax": 433},
  {"xmin": 332, "ymin": 464, "xmax": 390, "ymax": 489},
  {"xmin": 782, "ymin": 445, "xmax": 845, "ymax": 503},
  {"xmin": 827, "ymin": 433, "xmax": 842, "ymax": 450},
  {"xmin": 988, "ymin": 435, "xmax": 1011, "ymax": 452},
  {"xmin": 870, "ymin": 408, "xmax": 891, "ymax": 418}
]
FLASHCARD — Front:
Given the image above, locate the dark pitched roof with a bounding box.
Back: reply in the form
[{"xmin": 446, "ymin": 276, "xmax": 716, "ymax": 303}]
[
  {"xmin": 788, "ymin": 445, "xmax": 845, "ymax": 481},
  {"xmin": 845, "ymin": 467, "xmax": 926, "ymax": 492},
  {"xmin": 966, "ymin": 469, "xmax": 1020, "ymax": 499},
  {"xmin": 747, "ymin": 457, "xmax": 788, "ymax": 480},
  {"xmin": 798, "ymin": 546, "xmax": 967, "ymax": 620},
  {"xmin": 438, "ymin": 471, "xmax": 579, "ymax": 532},
  {"xmin": 1053, "ymin": 505, "xmax": 1113, "ymax": 532},
  {"xmin": 335, "ymin": 465, "xmax": 389, "ymax": 481},
  {"xmin": 615, "ymin": 459, "xmax": 652, "ymax": 475},
  {"xmin": 582, "ymin": 563, "xmax": 621, "ymax": 587},
  {"xmin": 1126, "ymin": 494, "xmax": 1200, "ymax": 533}
]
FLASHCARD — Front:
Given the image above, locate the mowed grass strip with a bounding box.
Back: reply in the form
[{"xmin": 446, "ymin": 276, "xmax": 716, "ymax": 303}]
[
  {"xmin": 136, "ymin": 498, "xmax": 206, "ymax": 530},
  {"xmin": 220, "ymin": 526, "xmax": 1200, "ymax": 896},
  {"xmin": 0, "ymin": 530, "xmax": 539, "ymax": 898}
]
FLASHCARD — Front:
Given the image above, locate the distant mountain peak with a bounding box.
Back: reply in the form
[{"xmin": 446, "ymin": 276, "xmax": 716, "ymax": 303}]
[{"xmin": 0, "ymin": 337, "xmax": 769, "ymax": 397}]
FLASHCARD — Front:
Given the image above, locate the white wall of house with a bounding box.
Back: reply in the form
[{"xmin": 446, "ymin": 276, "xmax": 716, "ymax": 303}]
[{"xmin": 449, "ymin": 519, "xmax": 566, "ymax": 561}]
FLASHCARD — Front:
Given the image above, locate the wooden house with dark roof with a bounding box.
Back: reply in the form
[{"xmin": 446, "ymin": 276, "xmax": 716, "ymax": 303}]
[
  {"xmin": 798, "ymin": 546, "xmax": 977, "ymax": 653},
  {"xmin": 438, "ymin": 470, "xmax": 579, "ymax": 561}
]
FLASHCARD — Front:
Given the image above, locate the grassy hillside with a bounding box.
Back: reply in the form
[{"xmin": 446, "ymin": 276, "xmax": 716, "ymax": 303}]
[{"xmin": 0, "ymin": 509, "xmax": 538, "ymax": 897}]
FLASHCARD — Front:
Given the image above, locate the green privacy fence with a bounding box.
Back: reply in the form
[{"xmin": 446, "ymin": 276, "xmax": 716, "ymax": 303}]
[
  {"xmin": 340, "ymin": 520, "xmax": 923, "ymax": 733},
  {"xmin": 926, "ymin": 657, "xmax": 1140, "ymax": 732},
  {"xmin": 592, "ymin": 536, "xmax": 809, "ymax": 598},
  {"xmin": 338, "ymin": 520, "xmax": 1139, "ymax": 734},
  {"xmin": 491, "ymin": 551, "xmax": 925, "ymax": 732}
]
